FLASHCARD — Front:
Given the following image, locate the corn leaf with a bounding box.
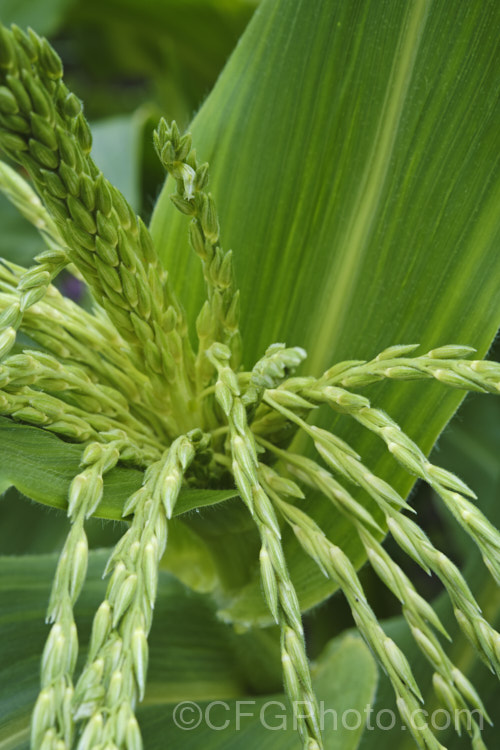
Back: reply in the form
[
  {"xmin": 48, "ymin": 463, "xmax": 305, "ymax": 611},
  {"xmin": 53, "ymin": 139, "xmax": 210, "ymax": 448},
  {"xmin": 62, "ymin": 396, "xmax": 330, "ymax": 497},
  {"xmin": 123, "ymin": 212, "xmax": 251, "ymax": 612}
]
[
  {"xmin": 151, "ymin": 0, "xmax": 500, "ymax": 623},
  {"xmin": 0, "ymin": 418, "xmax": 238, "ymax": 520}
]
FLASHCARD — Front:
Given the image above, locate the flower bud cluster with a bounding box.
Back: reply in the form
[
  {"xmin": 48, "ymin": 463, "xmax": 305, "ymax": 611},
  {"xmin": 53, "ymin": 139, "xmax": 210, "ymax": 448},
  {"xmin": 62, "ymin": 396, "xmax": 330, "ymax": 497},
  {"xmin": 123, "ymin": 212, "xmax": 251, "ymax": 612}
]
[
  {"xmin": 207, "ymin": 344, "xmax": 323, "ymax": 749},
  {"xmin": 33, "ymin": 441, "xmax": 123, "ymax": 750},
  {"xmin": 72, "ymin": 433, "xmax": 202, "ymax": 749},
  {"xmin": 0, "ymin": 25, "xmax": 197, "ymax": 436},
  {"xmin": 154, "ymin": 119, "xmax": 241, "ymax": 390},
  {"xmin": 251, "ymin": 344, "xmax": 500, "ymax": 748}
]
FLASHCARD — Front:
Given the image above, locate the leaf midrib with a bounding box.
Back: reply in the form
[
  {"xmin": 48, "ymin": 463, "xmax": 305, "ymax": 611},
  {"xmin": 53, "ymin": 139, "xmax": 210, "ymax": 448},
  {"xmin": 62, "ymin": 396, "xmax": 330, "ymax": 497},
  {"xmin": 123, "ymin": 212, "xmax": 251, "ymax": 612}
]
[{"xmin": 308, "ymin": 0, "xmax": 432, "ymax": 376}]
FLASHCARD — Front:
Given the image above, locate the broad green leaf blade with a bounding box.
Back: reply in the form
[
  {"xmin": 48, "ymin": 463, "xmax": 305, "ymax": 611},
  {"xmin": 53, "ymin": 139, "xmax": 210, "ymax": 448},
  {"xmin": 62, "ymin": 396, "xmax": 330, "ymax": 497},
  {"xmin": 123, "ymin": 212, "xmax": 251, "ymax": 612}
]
[
  {"xmin": 0, "ymin": 418, "xmax": 239, "ymax": 520},
  {"xmin": 0, "ymin": 549, "xmax": 377, "ymax": 750},
  {"xmin": 152, "ymin": 0, "xmax": 500, "ymax": 367},
  {"xmin": 150, "ymin": 0, "xmax": 500, "ymax": 621}
]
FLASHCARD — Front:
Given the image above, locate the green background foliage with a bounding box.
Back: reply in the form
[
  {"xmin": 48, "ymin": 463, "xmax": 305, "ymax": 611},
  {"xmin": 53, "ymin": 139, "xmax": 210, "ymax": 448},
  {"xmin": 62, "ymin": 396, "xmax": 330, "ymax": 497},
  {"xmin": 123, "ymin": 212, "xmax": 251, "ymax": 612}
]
[{"xmin": 1, "ymin": 0, "xmax": 500, "ymax": 748}]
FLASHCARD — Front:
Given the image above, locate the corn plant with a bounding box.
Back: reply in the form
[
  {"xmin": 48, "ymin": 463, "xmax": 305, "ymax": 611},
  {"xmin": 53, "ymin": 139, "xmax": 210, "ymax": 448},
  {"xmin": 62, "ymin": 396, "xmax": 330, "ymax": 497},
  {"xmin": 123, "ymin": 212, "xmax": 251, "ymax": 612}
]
[{"xmin": 0, "ymin": 1, "xmax": 500, "ymax": 749}]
